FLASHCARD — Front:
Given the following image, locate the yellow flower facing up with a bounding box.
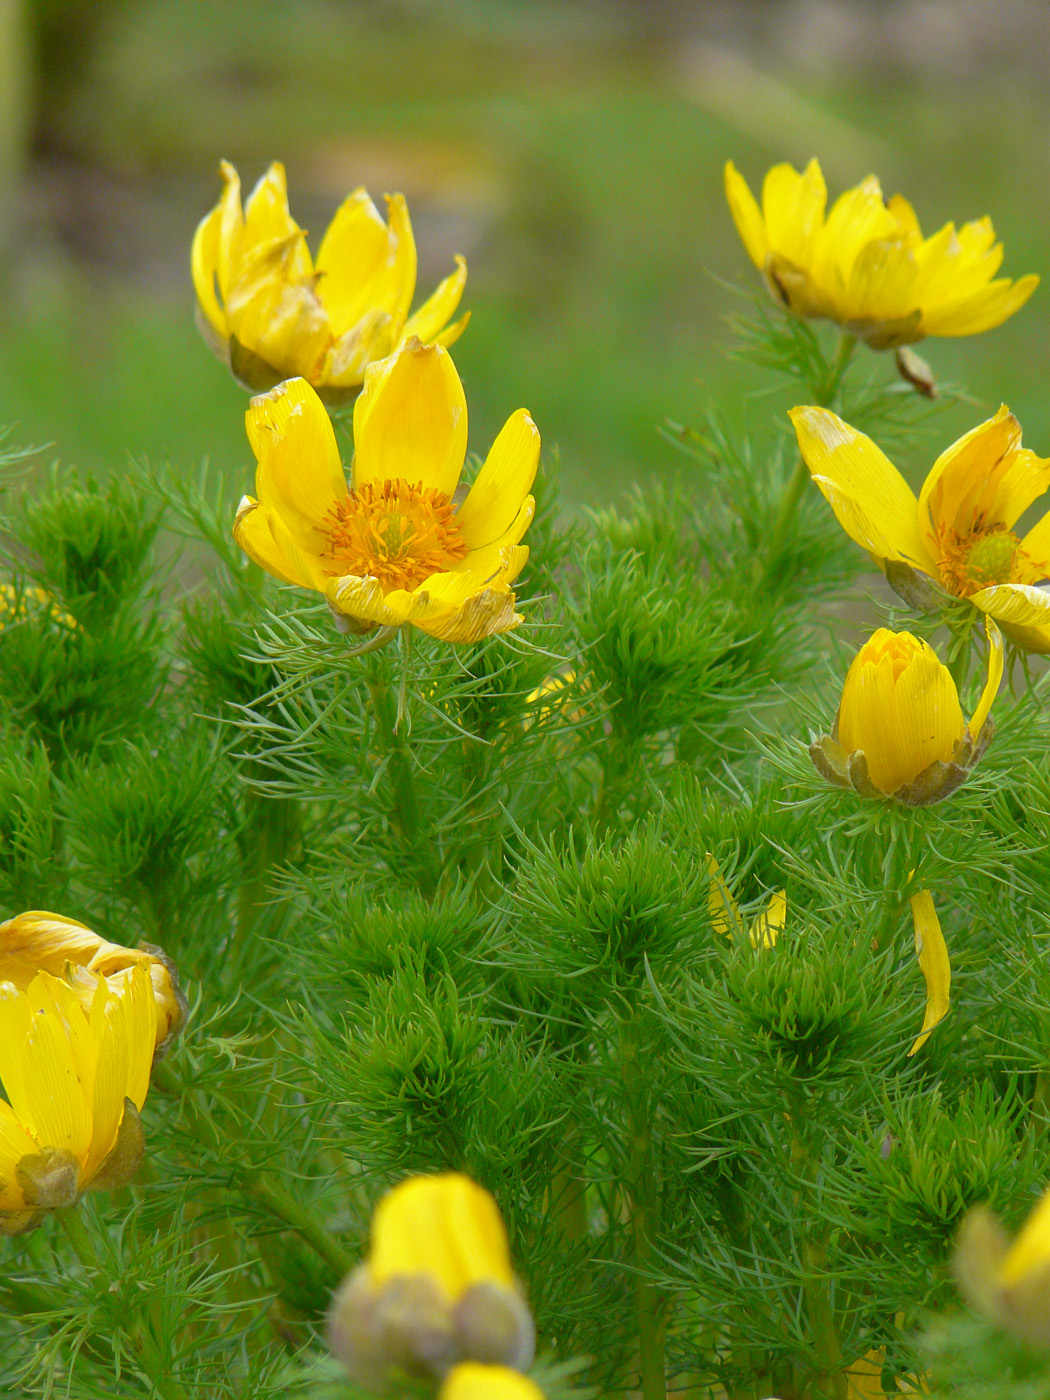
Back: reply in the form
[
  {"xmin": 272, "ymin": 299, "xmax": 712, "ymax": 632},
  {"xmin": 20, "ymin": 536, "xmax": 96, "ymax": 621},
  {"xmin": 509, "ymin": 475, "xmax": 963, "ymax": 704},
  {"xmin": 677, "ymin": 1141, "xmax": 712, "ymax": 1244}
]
[
  {"xmin": 0, "ymin": 911, "xmax": 187, "ymax": 1057},
  {"xmin": 956, "ymin": 1184, "xmax": 1050, "ymax": 1349},
  {"xmin": 440, "ymin": 1363, "xmax": 546, "ymax": 1400},
  {"xmin": 706, "ymin": 854, "xmax": 785, "ymax": 950},
  {"xmin": 791, "ymin": 404, "xmax": 1050, "ymax": 653},
  {"xmin": 234, "ymin": 340, "xmax": 540, "ymax": 643},
  {"xmin": 0, "ymin": 964, "xmax": 155, "ymax": 1234},
  {"xmin": 192, "ymin": 160, "xmax": 469, "ymax": 400},
  {"xmin": 725, "ymin": 158, "xmax": 1037, "ymax": 349},
  {"xmin": 327, "ymin": 1172, "xmax": 535, "ymax": 1386},
  {"xmin": 810, "ymin": 624, "xmax": 1002, "ymax": 806}
]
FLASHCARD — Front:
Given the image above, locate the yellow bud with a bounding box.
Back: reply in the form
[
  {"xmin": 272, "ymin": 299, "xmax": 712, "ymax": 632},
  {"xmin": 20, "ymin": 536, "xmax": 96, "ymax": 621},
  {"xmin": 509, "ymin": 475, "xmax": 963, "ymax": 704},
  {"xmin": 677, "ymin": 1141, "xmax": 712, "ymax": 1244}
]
[
  {"xmin": 440, "ymin": 1362, "xmax": 547, "ymax": 1400},
  {"xmin": 810, "ymin": 624, "xmax": 1002, "ymax": 806},
  {"xmin": 327, "ymin": 1173, "xmax": 535, "ymax": 1387}
]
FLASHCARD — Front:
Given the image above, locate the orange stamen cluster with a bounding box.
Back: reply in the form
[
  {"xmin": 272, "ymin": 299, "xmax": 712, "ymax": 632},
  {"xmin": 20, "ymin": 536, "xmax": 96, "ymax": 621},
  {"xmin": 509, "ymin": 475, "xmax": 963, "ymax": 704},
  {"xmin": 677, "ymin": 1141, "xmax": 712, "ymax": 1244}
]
[
  {"xmin": 935, "ymin": 523, "xmax": 1035, "ymax": 596},
  {"xmin": 324, "ymin": 479, "xmax": 468, "ymax": 591}
]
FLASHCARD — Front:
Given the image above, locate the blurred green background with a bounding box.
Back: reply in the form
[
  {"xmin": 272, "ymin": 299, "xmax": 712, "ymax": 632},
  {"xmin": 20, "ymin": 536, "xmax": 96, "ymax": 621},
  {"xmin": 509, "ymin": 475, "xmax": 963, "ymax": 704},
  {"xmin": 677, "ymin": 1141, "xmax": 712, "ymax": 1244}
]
[{"xmin": 1, "ymin": 0, "xmax": 1049, "ymax": 504}]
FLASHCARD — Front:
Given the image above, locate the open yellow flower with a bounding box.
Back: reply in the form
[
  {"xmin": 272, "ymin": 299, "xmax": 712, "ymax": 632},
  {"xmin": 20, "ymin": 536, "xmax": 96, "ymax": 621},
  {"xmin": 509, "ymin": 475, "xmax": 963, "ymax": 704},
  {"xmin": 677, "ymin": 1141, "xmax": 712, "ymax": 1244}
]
[
  {"xmin": 440, "ymin": 1363, "xmax": 546, "ymax": 1400},
  {"xmin": 810, "ymin": 624, "xmax": 1002, "ymax": 806},
  {"xmin": 956, "ymin": 1183, "xmax": 1050, "ymax": 1348},
  {"xmin": 192, "ymin": 160, "xmax": 469, "ymax": 400},
  {"xmin": 327, "ymin": 1172, "xmax": 535, "ymax": 1385},
  {"xmin": 725, "ymin": 158, "xmax": 1037, "ymax": 348},
  {"xmin": 791, "ymin": 404, "xmax": 1050, "ymax": 652},
  {"xmin": 234, "ymin": 340, "xmax": 539, "ymax": 643},
  {"xmin": 0, "ymin": 911, "xmax": 186, "ymax": 1056},
  {"xmin": 0, "ymin": 965, "xmax": 155, "ymax": 1234}
]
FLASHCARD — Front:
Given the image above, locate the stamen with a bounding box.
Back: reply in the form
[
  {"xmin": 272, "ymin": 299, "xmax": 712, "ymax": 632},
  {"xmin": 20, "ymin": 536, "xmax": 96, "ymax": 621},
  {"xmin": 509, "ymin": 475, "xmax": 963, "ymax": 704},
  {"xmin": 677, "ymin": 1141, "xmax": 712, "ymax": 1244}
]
[{"xmin": 324, "ymin": 479, "xmax": 468, "ymax": 592}]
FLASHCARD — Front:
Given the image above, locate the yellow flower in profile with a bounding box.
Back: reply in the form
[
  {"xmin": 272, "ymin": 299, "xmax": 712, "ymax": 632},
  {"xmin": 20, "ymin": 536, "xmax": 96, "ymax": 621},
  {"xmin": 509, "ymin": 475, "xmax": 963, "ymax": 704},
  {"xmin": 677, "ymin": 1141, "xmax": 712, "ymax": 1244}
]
[
  {"xmin": 192, "ymin": 160, "xmax": 469, "ymax": 400},
  {"xmin": 0, "ymin": 965, "xmax": 155, "ymax": 1234},
  {"xmin": 440, "ymin": 1363, "xmax": 546, "ymax": 1400},
  {"xmin": 327, "ymin": 1172, "xmax": 535, "ymax": 1386},
  {"xmin": 706, "ymin": 854, "xmax": 785, "ymax": 950},
  {"xmin": 725, "ymin": 158, "xmax": 1037, "ymax": 348},
  {"xmin": 956, "ymin": 1183, "xmax": 1050, "ymax": 1348},
  {"xmin": 791, "ymin": 404, "xmax": 1050, "ymax": 653},
  {"xmin": 810, "ymin": 624, "xmax": 1002, "ymax": 806},
  {"xmin": 234, "ymin": 340, "xmax": 539, "ymax": 642},
  {"xmin": 0, "ymin": 911, "xmax": 186, "ymax": 1055}
]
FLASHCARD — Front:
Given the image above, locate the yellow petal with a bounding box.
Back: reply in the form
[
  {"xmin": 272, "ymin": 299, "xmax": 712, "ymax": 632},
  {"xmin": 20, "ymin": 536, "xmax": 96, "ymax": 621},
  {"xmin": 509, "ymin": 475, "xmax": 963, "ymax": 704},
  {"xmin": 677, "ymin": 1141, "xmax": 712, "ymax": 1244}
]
[
  {"xmin": 246, "ymin": 378, "xmax": 348, "ymax": 550},
  {"xmin": 7, "ymin": 977, "xmax": 92, "ymax": 1161},
  {"xmin": 843, "ymin": 237, "xmax": 919, "ymax": 321},
  {"xmin": 970, "ymin": 581, "xmax": 1050, "ymax": 630},
  {"xmin": 920, "ymin": 274, "xmax": 1039, "ymax": 337},
  {"xmin": 416, "ymin": 586, "xmax": 523, "ymax": 643},
  {"xmin": 434, "ymin": 310, "xmax": 471, "ymax": 349},
  {"xmin": 908, "ymin": 889, "xmax": 950, "ymax": 1055},
  {"xmin": 213, "ymin": 159, "xmax": 246, "ymax": 302},
  {"xmin": 762, "ymin": 158, "xmax": 827, "ymax": 271},
  {"xmin": 233, "ymin": 497, "xmax": 324, "ymax": 591},
  {"xmin": 225, "ymin": 240, "xmax": 329, "ymax": 381},
  {"xmin": 813, "ymin": 175, "xmax": 896, "ymax": 293},
  {"xmin": 439, "ymin": 1363, "xmax": 546, "ymax": 1400},
  {"xmin": 453, "ymin": 504, "xmax": 534, "ymax": 582},
  {"xmin": 706, "ymin": 854, "xmax": 743, "ymax": 938},
  {"xmin": 723, "ymin": 161, "xmax": 768, "ymax": 271},
  {"xmin": 352, "ymin": 339, "xmax": 467, "ymax": 498},
  {"xmin": 1000, "ymin": 1187, "xmax": 1050, "ymax": 1286},
  {"xmin": 456, "ymin": 410, "xmax": 541, "ymax": 549},
  {"xmin": 1021, "ymin": 507, "xmax": 1050, "ymax": 570},
  {"xmin": 403, "ymin": 255, "xmax": 468, "ymax": 347},
  {"xmin": 969, "ymin": 617, "xmax": 1003, "ymax": 743},
  {"xmin": 789, "ymin": 408, "xmax": 933, "ymax": 570},
  {"xmin": 315, "ymin": 188, "xmax": 407, "ymax": 339},
  {"xmin": 918, "ymin": 405, "xmax": 1037, "ymax": 540},
  {"xmin": 242, "ymin": 162, "xmax": 311, "ymax": 277},
  {"xmin": 191, "ymin": 203, "xmax": 228, "ymax": 341},
  {"xmin": 0, "ymin": 911, "xmax": 101, "ymax": 990},
  {"xmin": 751, "ymin": 890, "xmax": 786, "ymax": 950},
  {"xmin": 0, "ymin": 1100, "xmax": 36, "ymax": 1211}
]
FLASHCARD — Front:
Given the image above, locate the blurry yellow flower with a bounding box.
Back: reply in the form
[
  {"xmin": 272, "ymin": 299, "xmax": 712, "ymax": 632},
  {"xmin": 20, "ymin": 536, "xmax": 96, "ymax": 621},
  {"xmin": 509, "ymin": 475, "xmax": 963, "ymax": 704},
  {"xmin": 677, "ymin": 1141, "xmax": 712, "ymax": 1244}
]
[
  {"xmin": 327, "ymin": 1172, "xmax": 534, "ymax": 1386},
  {"xmin": 706, "ymin": 854, "xmax": 785, "ymax": 949},
  {"xmin": 0, "ymin": 583, "xmax": 76, "ymax": 631},
  {"xmin": 192, "ymin": 160, "xmax": 469, "ymax": 400},
  {"xmin": 0, "ymin": 911, "xmax": 186, "ymax": 1056},
  {"xmin": 956, "ymin": 1184, "xmax": 1050, "ymax": 1348},
  {"xmin": 0, "ymin": 965, "xmax": 155, "ymax": 1234},
  {"xmin": 725, "ymin": 158, "xmax": 1037, "ymax": 348},
  {"xmin": 234, "ymin": 340, "xmax": 539, "ymax": 642},
  {"xmin": 908, "ymin": 890, "xmax": 949, "ymax": 1056},
  {"xmin": 791, "ymin": 404, "xmax": 1050, "ymax": 653},
  {"xmin": 810, "ymin": 623, "xmax": 1002, "ymax": 805},
  {"xmin": 440, "ymin": 1363, "xmax": 546, "ymax": 1400}
]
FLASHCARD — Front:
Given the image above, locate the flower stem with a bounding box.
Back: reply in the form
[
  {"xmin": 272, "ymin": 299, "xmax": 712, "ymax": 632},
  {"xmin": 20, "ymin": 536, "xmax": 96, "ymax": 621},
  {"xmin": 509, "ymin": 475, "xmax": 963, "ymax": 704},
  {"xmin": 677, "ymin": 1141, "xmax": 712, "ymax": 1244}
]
[{"xmin": 789, "ymin": 1110, "xmax": 846, "ymax": 1400}]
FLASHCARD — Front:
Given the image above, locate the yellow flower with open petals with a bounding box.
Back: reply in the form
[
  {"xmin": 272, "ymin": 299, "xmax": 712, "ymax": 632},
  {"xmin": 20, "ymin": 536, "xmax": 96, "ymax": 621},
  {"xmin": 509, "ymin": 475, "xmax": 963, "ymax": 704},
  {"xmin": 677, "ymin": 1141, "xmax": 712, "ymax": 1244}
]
[
  {"xmin": 234, "ymin": 340, "xmax": 539, "ymax": 643},
  {"xmin": 327, "ymin": 1171, "xmax": 535, "ymax": 1385},
  {"xmin": 791, "ymin": 404, "xmax": 1050, "ymax": 652},
  {"xmin": 0, "ymin": 911, "xmax": 186, "ymax": 1056},
  {"xmin": 0, "ymin": 965, "xmax": 155, "ymax": 1234},
  {"xmin": 725, "ymin": 158, "xmax": 1037, "ymax": 349},
  {"xmin": 810, "ymin": 624, "xmax": 1002, "ymax": 806},
  {"xmin": 192, "ymin": 161, "xmax": 469, "ymax": 400}
]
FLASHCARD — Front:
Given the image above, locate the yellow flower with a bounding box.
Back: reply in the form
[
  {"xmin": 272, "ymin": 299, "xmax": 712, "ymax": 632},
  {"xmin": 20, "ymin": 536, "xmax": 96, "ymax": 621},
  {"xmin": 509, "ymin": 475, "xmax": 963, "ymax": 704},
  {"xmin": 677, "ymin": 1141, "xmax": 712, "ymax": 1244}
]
[
  {"xmin": 327, "ymin": 1172, "xmax": 535, "ymax": 1386},
  {"xmin": 725, "ymin": 158, "xmax": 1037, "ymax": 348},
  {"xmin": 956, "ymin": 1185, "xmax": 1050, "ymax": 1348},
  {"xmin": 234, "ymin": 340, "xmax": 539, "ymax": 642},
  {"xmin": 810, "ymin": 624, "xmax": 1002, "ymax": 806},
  {"xmin": 0, "ymin": 965, "xmax": 155, "ymax": 1234},
  {"xmin": 791, "ymin": 404, "xmax": 1050, "ymax": 652},
  {"xmin": 0, "ymin": 911, "xmax": 186, "ymax": 1056},
  {"xmin": 192, "ymin": 160, "xmax": 469, "ymax": 400},
  {"xmin": 706, "ymin": 854, "xmax": 785, "ymax": 949},
  {"xmin": 440, "ymin": 1363, "xmax": 546, "ymax": 1400}
]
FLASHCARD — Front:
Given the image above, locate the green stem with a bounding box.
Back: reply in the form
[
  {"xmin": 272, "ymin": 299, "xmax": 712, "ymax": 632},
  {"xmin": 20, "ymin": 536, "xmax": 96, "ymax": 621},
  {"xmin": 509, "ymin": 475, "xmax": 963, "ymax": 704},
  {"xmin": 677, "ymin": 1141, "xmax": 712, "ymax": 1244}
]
[
  {"xmin": 621, "ymin": 1013, "xmax": 666, "ymax": 1400},
  {"xmin": 152, "ymin": 1061, "xmax": 354, "ymax": 1278},
  {"xmin": 790, "ymin": 1113, "xmax": 846, "ymax": 1400},
  {"xmin": 366, "ymin": 660, "xmax": 440, "ymax": 897}
]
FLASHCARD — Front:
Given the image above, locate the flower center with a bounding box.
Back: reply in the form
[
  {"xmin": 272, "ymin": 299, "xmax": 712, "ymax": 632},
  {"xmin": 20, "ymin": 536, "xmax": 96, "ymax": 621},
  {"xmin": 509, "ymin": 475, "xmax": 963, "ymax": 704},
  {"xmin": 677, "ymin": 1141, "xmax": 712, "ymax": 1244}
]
[
  {"xmin": 324, "ymin": 479, "xmax": 468, "ymax": 592},
  {"xmin": 936, "ymin": 523, "xmax": 1025, "ymax": 596}
]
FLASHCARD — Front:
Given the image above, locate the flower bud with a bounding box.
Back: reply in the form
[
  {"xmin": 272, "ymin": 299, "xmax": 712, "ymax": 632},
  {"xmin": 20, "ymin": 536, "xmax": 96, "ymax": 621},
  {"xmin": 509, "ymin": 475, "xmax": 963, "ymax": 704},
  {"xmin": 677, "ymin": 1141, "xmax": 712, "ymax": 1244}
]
[
  {"xmin": 809, "ymin": 623, "xmax": 1002, "ymax": 805},
  {"xmin": 327, "ymin": 1173, "xmax": 535, "ymax": 1387},
  {"xmin": 955, "ymin": 1189, "xmax": 1050, "ymax": 1348},
  {"xmin": 439, "ymin": 1362, "xmax": 546, "ymax": 1400}
]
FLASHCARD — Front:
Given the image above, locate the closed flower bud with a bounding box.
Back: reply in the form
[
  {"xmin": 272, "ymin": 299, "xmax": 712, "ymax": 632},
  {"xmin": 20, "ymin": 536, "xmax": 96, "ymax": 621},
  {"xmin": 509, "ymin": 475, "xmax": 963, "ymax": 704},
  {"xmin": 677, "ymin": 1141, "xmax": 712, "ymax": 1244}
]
[
  {"xmin": 0, "ymin": 966, "xmax": 156, "ymax": 1234},
  {"xmin": 439, "ymin": 1362, "xmax": 546, "ymax": 1400},
  {"xmin": 809, "ymin": 624, "xmax": 1002, "ymax": 806},
  {"xmin": 0, "ymin": 911, "xmax": 187, "ymax": 1057},
  {"xmin": 955, "ymin": 1189, "xmax": 1050, "ymax": 1349},
  {"xmin": 327, "ymin": 1173, "xmax": 535, "ymax": 1387}
]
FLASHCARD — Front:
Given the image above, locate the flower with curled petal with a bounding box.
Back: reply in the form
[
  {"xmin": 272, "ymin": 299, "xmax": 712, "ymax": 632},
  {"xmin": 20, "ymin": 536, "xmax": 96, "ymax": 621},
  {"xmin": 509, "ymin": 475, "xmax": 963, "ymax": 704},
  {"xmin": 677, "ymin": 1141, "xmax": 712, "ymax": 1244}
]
[
  {"xmin": 810, "ymin": 623, "xmax": 1002, "ymax": 806},
  {"xmin": 791, "ymin": 403, "xmax": 1050, "ymax": 652},
  {"xmin": 0, "ymin": 965, "xmax": 156, "ymax": 1234},
  {"xmin": 725, "ymin": 158, "xmax": 1037, "ymax": 348},
  {"xmin": 192, "ymin": 160, "xmax": 469, "ymax": 401},
  {"xmin": 0, "ymin": 910, "xmax": 186, "ymax": 1057},
  {"xmin": 234, "ymin": 339, "xmax": 539, "ymax": 643}
]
